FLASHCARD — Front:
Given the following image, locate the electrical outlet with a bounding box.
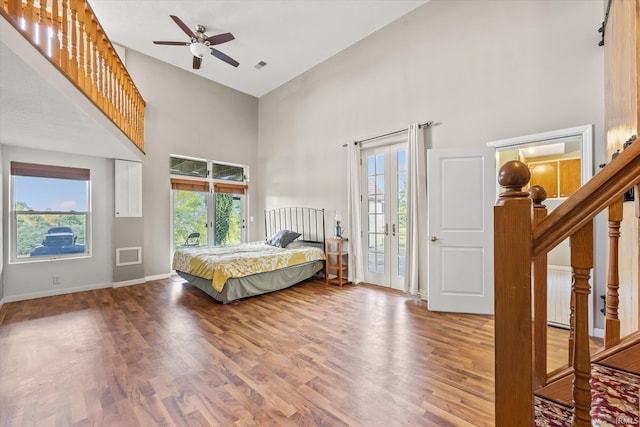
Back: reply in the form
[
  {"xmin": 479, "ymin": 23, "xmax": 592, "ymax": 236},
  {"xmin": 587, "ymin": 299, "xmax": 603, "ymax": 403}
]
[{"xmin": 52, "ymin": 275, "xmax": 61, "ymax": 285}]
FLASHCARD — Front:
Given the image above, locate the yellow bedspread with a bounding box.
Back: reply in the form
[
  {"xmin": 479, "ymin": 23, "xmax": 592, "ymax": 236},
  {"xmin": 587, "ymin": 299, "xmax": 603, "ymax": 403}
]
[{"xmin": 172, "ymin": 242, "xmax": 325, "ymax": 292}]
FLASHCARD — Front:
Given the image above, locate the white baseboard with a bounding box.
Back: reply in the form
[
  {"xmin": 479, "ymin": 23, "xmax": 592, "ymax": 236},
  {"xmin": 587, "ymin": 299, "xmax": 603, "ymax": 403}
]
[
  {"xmin": 145, "ymin": 273, "xmax": 172, "ymax": 281},
  {"xmin": 113, "ymin": 278, "xmax": 146, "ymax": 288},
  {"xmin": 2, "ymin": 282, "xmax": 113, "ymax": 303},
  {"xmin": 593, "ymin": 328, "xmax": 605, "ymax": 339}
]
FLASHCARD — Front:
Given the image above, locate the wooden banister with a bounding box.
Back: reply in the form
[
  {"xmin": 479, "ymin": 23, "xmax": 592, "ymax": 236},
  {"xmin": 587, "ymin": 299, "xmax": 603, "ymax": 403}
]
[
  {"xmin": 1, "ymin": 0, "xmax": 145, "ymax": 152},
  {"xmin": 496, "ymin": 141, "xmax": 640, "ymax": 425},
  {"xmin": 533, "ymin": 140, "xmax": 640, "ymax": 257}
]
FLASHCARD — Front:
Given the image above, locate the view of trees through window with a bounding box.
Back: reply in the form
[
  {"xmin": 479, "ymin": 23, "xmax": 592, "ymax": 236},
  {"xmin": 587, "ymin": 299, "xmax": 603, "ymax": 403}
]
[
  {"xmin": 173, "ymin": 190, "xmax": 208, "ymax": 248},
  {"xmin": 173, "ymin": 190, "xmax": 242, "ymax": 248},
  {"xmin": 215, "ymin": 193, "xmax": 241, "ymax": 245}
]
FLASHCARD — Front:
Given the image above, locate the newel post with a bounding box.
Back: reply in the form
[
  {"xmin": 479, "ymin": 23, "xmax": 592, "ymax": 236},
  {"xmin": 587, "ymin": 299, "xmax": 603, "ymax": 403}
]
[{"xmin": 494, "ymin": 161, "xmax": 533, "ymax": 426}]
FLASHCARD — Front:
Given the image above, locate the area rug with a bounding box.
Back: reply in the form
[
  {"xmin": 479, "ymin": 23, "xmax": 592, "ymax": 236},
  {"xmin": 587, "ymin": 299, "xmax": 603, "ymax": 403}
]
[{"xmin": 534, "ymin": 364, "xmax": 640, "ymax": 426}]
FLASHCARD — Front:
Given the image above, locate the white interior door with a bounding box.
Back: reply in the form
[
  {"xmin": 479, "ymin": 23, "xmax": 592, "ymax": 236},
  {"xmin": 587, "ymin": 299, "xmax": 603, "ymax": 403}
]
[
  {"xmin": 427, "ymin": 147, "xmax": 495, "ymax": 314},
  {"xmin": 361, "ymin": 143, "xmax": 407, "ymax": 290}
]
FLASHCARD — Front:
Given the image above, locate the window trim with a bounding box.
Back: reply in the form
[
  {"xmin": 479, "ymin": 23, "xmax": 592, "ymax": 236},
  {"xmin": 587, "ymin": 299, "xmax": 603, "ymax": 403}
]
[{"xmin": 10, "ymin": 162, "xmax": 92, "ymax": 263}]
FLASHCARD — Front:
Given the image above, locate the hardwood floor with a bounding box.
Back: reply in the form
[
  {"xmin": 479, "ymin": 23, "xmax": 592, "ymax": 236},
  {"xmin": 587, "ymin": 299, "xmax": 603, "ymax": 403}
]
[
  {"xmin": 0, "ymin": 278, "xmax": 498, "ymax": 426},
  {"xmin": 546, "ymin": 325, "xmax": 603, "ymax": 374}
]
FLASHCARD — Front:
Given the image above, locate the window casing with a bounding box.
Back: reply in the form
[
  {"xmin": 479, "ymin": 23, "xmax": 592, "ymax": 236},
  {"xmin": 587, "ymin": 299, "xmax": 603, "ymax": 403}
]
[{"xmin": 10, "ymin": 162, "xmax": 91, "ymax": 262}]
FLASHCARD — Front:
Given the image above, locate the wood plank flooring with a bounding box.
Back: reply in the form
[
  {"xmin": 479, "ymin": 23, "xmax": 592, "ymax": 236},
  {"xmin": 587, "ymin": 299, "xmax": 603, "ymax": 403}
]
[{"xmin": 0, "ymin": 277, "xmax": 580, "ymax": 426}]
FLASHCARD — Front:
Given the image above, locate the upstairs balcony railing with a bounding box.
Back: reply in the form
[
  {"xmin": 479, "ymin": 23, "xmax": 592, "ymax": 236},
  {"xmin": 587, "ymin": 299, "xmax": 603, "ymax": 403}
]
[
  {"xmin": 494, "ymin": 135, "xmax": 640, "ymax": 426},
  {"xmin": 2, "ymin": 0, "xmax": 145, "ymax": 152}
]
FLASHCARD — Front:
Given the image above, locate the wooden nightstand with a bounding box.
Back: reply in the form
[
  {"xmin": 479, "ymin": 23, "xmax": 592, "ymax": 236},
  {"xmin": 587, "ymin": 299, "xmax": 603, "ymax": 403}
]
[{"xmin": 325, "ymin": 237, "xmax": 349, "ymax": 287}]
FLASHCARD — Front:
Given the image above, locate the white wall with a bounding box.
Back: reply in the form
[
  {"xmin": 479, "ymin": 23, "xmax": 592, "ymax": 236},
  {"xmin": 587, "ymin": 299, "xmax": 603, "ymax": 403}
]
[
  {"xmin": 123, "ymin": 50, "xmax": 259, "ymax": 278},
  {"xmin": 0, "ymin": 145, "xmax": 3, "ymax": 304},
  {"xmin": 258, "ymin": 0, "xmax": 606, "ymax": 233},
  {"xmin": 1, "ymin": 146, "xmax": 113, "ymax": 300}
]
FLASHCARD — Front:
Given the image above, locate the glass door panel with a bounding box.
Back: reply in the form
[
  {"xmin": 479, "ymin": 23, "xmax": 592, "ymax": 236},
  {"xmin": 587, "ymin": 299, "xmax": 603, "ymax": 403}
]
[
  {"xmin": 394, "ymin": 149, "xmax": 408, "ymax": 283},
  {"xmin": 214, "ymin": 193, "xmax": 244, "ymax": 245},
  {"xmin": 362, "ymin": 143, "xmax": 407, "ymax": 289},
  {"xmin": 173, "ymin": 189, "xmax": 208, "ymax": 248}
]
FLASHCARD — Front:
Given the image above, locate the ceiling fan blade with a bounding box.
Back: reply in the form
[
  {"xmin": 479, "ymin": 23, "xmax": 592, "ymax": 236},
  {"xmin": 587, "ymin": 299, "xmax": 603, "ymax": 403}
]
[
  {"xmin": 210, "ymin": 47, "xmax": 239, "ymax": 67},
  {"xmin": 193, "ymin": 55, "xmax": 202, "ymax": 70},
  {"xmin": 153, "ymin": 41, "xmax": 189, "ymax": 46},
  {"xmin": 205, "ymin": 33, "xmax": 235, "ymax": 45},
  {"xmin": 170, "ymin": 15, "xmax": 196, "ymax": 39}
]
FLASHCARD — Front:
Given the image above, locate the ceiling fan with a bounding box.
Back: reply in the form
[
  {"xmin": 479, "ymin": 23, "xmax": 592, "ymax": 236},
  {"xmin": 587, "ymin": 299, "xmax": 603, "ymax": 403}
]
[{"xmin": 153, "ymin": 15, "xmax": 239, "ymax": 70}]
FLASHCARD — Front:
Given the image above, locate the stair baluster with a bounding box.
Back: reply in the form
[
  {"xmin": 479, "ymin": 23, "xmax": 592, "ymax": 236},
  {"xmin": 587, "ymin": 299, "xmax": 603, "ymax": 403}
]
[
  {"xmin": 76, "ymin": 0, "xmax": 86, "ymax": 91},
  {"xmin": 51, "ymin": 0, "xmax": 60, "ymax": 63},
  {"xmin": 61, "ymin": 0, "xmax": 69, "ymax": 74},
  {"xmin": 606, "ymin": 196, "xmax": 623, "ymax": 348},
  {"xmin": 570, "ymin": 221, "xmax": 594, "ymax": 426},
  {"xmin": 531, "ymin": 185, "xmax": 549, "ymax": 389},
  {"xmin": 6, "ymin": 0, "xmax": 18, "ymax": 21}
]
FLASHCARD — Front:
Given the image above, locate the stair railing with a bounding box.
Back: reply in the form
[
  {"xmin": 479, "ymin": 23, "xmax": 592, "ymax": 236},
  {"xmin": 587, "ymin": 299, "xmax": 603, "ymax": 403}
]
[
  {"xmin": 1, "ymin": 0, "xmax": 145, "ymax": 152},
  {"xmin": 494, "ymin": 137, "xmax": 640, "ymax": 426}
]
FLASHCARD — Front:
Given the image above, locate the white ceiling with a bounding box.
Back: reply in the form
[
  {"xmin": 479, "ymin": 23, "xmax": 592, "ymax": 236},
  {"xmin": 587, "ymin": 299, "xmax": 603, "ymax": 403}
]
[{"xmin": 90, "ymin": 0, "xmax": 428, "ymax": 97}]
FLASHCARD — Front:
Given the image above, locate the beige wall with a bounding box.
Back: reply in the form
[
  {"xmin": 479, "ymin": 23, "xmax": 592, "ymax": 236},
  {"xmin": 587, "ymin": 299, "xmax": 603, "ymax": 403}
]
[
  {"xmin": 123, "ymin": 50, "xmax": 259, "ymax": 278},
  {"xmin": 258, "ymin": 0, "xmax": 606, "ymax": 235}
]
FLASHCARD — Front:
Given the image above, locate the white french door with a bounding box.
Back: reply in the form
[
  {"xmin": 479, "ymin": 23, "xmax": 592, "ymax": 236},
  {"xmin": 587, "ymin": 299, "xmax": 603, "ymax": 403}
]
[{"xmin": 361, "ymin": 143, "xmax": 407, "ymax": 290}]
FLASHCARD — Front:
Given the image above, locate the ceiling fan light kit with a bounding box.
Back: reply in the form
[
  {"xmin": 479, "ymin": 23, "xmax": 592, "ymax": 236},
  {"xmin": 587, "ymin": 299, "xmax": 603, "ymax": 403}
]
[
  {"xmin": 190, "ymin": 42, "xmax": 211, "ymax": 58},
  {"xmin": 153, "ymin": 15, "xmax": 239, "ymax": 69}
]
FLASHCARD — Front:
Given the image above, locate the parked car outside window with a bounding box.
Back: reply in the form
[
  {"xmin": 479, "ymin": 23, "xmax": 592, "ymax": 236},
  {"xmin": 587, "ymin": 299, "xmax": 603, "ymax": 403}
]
[{"xmin": 30, "ymin": 227, "xmax": 85, "ymax": 256}]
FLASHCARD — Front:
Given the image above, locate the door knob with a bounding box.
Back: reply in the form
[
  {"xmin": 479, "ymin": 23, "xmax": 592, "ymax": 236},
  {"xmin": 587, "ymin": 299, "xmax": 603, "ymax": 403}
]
[{"xmin": 431, "ymin": 236, "xmax": 439, "ymax": 242}]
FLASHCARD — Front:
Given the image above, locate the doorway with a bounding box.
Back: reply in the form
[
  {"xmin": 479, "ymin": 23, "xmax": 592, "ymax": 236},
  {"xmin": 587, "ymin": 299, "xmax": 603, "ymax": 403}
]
[
  {"xmin": 361, "ymin": 142, "xmax": 407, "ymax": 290},
  {"xmin": 488, "ymin": 125, "xmax": 596, "ymax": 334}
]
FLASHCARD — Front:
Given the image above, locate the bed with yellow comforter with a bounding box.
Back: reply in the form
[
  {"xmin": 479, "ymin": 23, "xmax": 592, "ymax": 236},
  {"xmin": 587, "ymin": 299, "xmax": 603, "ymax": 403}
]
[{"xmin": 173, "ymin": 241, "xmax": 325, "ymax": 303}]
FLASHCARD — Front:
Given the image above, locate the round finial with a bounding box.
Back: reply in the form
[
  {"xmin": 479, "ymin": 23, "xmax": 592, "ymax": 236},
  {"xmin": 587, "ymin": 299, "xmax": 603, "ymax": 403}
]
[
  {"xmin": 498, "ymin": 160, "xmax": 531, "ymax": 196},
  {"xmin": 528, "ymin": 185, "xmax": 547, "ymax": 205}
]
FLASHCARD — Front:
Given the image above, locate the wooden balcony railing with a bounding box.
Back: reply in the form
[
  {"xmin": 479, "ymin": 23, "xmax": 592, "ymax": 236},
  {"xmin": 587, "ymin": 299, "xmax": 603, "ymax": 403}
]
[
  {"xmin": 1, "ymin": 0, "xmax": 145, "ymax": 152},
  {"xmin": 494, "ymin": 136, "xmax": 640, "ymax": 426}
]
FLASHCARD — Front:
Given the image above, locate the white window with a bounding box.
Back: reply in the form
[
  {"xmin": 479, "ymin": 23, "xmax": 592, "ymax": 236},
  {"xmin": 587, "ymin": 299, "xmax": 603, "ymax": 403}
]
[{"xmin": 11, "ymin": 162, "xmax": 90, "ymax": 262}]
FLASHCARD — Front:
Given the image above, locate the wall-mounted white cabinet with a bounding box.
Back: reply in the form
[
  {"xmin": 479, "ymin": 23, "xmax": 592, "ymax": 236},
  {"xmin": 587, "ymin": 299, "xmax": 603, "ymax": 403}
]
[{"xmin": 115, "ymin": 160, "xmax": 142, "ymax": 217}]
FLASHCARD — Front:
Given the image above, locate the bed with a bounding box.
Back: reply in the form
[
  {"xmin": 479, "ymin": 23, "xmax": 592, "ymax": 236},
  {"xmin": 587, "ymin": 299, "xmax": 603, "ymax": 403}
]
[{"xmin": 173, "ymin": 207, "xmax": 326, "ymax": 303}]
